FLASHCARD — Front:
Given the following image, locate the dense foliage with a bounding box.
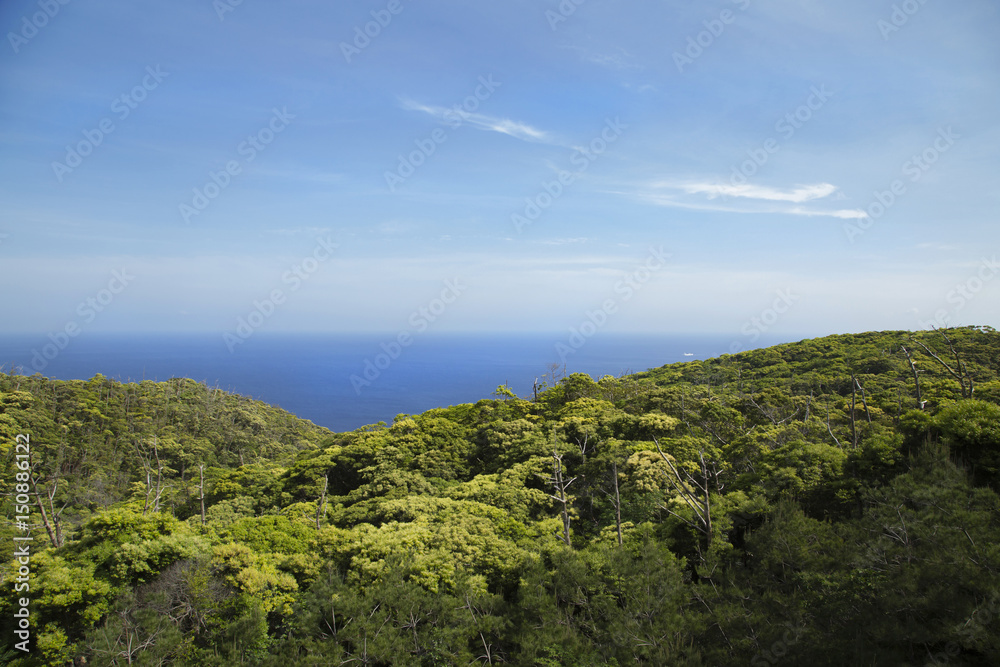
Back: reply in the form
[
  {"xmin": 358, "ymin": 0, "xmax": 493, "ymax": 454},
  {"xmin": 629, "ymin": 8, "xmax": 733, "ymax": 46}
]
[{"xmin": 1, "ymin": 326, "xmax": 999, "ymax": 665}]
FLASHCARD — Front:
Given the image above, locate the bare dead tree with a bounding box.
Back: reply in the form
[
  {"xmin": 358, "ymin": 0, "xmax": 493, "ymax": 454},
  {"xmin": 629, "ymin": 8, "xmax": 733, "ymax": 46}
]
[
  {"xmin": 744, "ymin": 393, "xmax": 800, "ymax": 428},
  {"xmin": 911, "ymin": 330, "xmax": 974, "ymax": 399},
  {"xmin": 747, "ymin": 395, "xmax": 778, "ymax": 427},
  {"xmin": 611, "ymin": 460, "xmax": 624, "ymax": 547},
  {"xmin": 598, "ymin": 459, "xmax": 627, "ymax": 547},
  {"xmin": 30, "ymin": 473, "xmax": 66, "ymax": 548},
  {"xmin": 539, "ymin": 450, "xmax": 576, "ymax": 547},
  {"xmin": 850, "ymin": 374, "xmax": 858, "ymax": 448},
  {"xmin": 315, "ymin": 474, "xmax": 328, "ymax": 531},
  {"xmin": 825, "ymin": 402, "xmax": 843, "ymax": 449},
  {"xmin": 699, "ymin": 421, "xmax": 730, "ymax": 447},
  {"xmin": 152, "ymin": 439, "xmax": 165, "ymax": 513},
  {"xmin": 26, "ymin": 442, "xmax": 66, "ymax": 549},
  {"xmin": 90, "ymin": 604, "xmax": 169, "ymax": 666},
  {"xmin": 856, "ymin": 377, "xmax": 873, "ymax": 425},
  {"xmin": 900, "ymin": 346, "xmax": 925, "ymax": 410},
  {"xmin": 572, "ymin": 431, "xmax": 590, "ymax": 463},
  {"xmin": 654, "ymin": 438, "xmax": 717, "ymax": 566},
  {"xmin": 142, "ymin": 470, "xmax": 152, "ymax": 516},
  {"xmin": 41, "ymin": 481, "xmax": 66, "ymax": 548},
  {"xmin": 139, "ymin": 437, "xmax": 170, "ymax": 515},
  {"xmin": 198, "ymin": 465, "xmax": 206, "ymax": 526},
  {"xmin": 462, "ymin": 594, "xmax": 497, "ymax": 665}
]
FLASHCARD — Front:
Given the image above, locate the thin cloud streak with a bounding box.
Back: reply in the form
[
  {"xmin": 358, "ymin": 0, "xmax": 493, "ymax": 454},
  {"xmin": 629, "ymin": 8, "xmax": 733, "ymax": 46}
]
[
  {"xmin": 623, "ymin": 191, "xmax": 867, "ymax": 220},
  {"xmin": 400, "ymin": 99, "xmax": 552, "ymax": 144},
  {"xmin": 679, "ymin": 182, "xmax": 839, "ymax": 203}
]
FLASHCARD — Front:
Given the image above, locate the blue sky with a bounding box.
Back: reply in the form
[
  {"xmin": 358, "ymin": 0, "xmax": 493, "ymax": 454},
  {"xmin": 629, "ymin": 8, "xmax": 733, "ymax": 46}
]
[{"xmin": 1, "ymin": 0, "xmax": 998, "ymax": 339}]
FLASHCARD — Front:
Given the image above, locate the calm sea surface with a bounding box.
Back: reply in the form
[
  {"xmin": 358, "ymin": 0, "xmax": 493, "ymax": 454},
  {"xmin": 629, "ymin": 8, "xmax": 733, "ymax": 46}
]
[{"xmin": 0, "ymin": 333, "xmax": 794, "ymax": 432}]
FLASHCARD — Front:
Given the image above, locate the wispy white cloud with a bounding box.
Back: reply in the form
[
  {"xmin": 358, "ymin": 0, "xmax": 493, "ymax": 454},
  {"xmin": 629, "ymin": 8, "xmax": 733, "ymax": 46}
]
[
  {"xmin": 621, "ymin": 187, "xmax": 866, "ymax": 220},
  {"xmin": 265, "ymin": 226, "xmax": 333, "ymax": 236},
  {"xmin": 677, "ymin": 182, "xmax": 839, "ymax": 203},
  {"xmin": 400, "ymin": 99, "xmax": 552, "ymax": 144},
  {"xmin": 787, "ymin": 206, "xmax": 869, "ymax": 220},
  {"xmin": 535, "ymin": 237, "xmax": 590, "ymax": 246}
]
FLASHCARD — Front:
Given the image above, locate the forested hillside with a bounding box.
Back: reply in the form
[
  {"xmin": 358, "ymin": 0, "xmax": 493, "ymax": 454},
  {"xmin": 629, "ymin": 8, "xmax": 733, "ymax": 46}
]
[{"xmin": 2, "ymin": 326, "xmax": 999, "ymax": 665}]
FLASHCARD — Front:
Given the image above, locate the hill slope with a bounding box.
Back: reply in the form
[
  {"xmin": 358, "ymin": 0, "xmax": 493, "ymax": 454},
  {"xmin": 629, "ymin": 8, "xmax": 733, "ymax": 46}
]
[{"xmin": 1, "ymin": 326, "xmax": 998, "ymax": 665}]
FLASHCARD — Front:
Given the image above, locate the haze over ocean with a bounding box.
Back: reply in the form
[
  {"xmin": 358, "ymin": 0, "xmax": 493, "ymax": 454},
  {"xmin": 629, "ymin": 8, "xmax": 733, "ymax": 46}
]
[{"xmin": 0, "ymin": 333, "xmax": 795, "ymax": 432}]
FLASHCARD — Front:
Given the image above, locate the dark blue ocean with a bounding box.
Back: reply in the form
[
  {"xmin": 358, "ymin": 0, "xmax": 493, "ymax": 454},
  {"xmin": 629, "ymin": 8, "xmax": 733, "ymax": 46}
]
[{"xmin": 0, "ymin": 333, "xmax": 795, "ymax": 432}]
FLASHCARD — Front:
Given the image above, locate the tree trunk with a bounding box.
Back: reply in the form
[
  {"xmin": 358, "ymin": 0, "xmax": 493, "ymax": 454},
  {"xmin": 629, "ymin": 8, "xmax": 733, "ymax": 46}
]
[
  {"xmin": 540, "ymin": 450, "xmax": 576, "ymax": 548},
  {"xmin": 315, "ymin": 475, "xmax": 328, "ymax": 531},
  {"xmin": 198, "ymin": 465, "xmax": 206, "ymax": 526},
  {"xmin": 826, "ymin": 402, "xmax": 843, "ymax": 449},
  {"xmin": 143, "ymin": 470, "xmax": 152, "ymax": 516},
  {"xmin": 554, "ymin": 453, "xmax": 572, "ymax": 548},
  {"xmin": 850, "ymin": 374, "xmax": 858, "ymax": 448},
  {"xmin": 654, "ymin": 439, "xmax": 714, "ymax": 566},
  {"xmin": 32, "ymin": 482, "xmax": 59, "ymax": 549},
  {"xmin": 913, "ymin": 332, "xmax": 973, "ymax": 399},
  {"xmin": 856, "ymin": 377, "xmax": 872, "ymax": 424},
  {"xmin": 900, "ymin": 346, "xmax": 924, "ymax": 410},
  {"xmin": 152, "ymin": 439, "xmax": 163, "ymax": 513},
  {"xmin": 611, "ymin": 460, "xmax": 623, "ymax": 547}
]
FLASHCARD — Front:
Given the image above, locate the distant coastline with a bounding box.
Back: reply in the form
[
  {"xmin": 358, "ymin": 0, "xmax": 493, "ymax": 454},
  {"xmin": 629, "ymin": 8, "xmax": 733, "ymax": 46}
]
[{"xmin": 0, "ymin": 332, "xmax": 799, "ymax": 432}]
